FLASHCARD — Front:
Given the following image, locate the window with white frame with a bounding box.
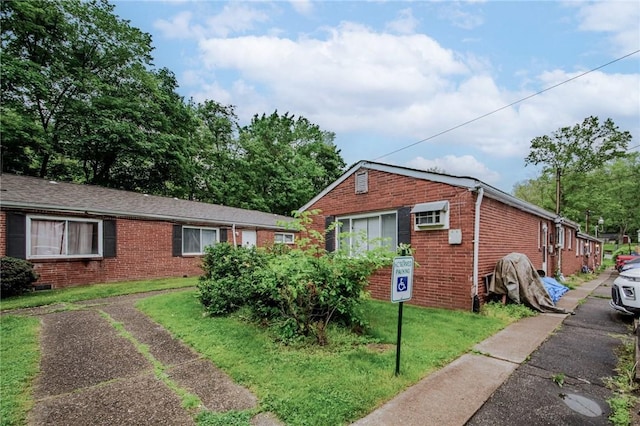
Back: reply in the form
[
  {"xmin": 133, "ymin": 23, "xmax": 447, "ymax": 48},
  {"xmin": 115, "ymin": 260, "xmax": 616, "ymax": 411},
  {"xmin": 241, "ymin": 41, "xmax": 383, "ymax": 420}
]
[
  {"xmin": 28, "ymin": 216, "xmax": 101, "ymax": 259},
  {"xmin": 411, "ymin": 201, "xmax": 449, "ymax": 230},
  {"xmin": 337, "ymin": 211, "xmax": 397, "ymax": 255},
  {"xmin": 182, "ymin": 226, "xmax": 218, "ymax": 255},
  {"xmin": 275, "ymin": 232, "xmax": 295, "ymax": 244}
]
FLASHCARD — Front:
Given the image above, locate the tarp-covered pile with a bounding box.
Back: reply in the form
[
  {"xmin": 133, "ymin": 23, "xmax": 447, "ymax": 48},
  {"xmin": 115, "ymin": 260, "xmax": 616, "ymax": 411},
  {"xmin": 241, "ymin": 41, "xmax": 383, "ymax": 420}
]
[{"xmin": 488, "ymin": 253, "xmax": 570, "ymax": 314}]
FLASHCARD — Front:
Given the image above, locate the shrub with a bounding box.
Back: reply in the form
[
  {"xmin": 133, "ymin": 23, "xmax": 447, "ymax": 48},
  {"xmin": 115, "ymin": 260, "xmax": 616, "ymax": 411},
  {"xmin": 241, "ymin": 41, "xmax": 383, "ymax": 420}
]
[
  {"xmin": 252, "ymin": 250, "xmax": 392, "ymax": 344},
  {"xmin": 0, "ymin": 257, "xmax": 39, "ymax": 298},
  {"xmin": 197, "ymin": 243, "xmax": 268, "ymax": 315},
  {"xmin": 250, "ymin": 211, "xmax": 395, "ymax": 345},
  {"xmin": 196, "ymin": 211, "xmax": 395, "ymax": 345}
]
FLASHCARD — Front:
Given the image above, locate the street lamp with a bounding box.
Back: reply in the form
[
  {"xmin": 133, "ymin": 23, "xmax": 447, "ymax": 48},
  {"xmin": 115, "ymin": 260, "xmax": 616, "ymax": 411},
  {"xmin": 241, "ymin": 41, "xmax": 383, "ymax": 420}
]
[{"xmin": 596, "ymin": 217, "xmax": 604, "ymax": 238}]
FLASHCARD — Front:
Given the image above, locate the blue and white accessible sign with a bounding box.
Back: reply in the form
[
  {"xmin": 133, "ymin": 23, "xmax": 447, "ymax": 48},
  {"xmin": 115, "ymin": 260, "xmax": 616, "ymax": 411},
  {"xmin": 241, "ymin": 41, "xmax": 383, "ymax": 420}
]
[{"xmin": 391, "ymin": 256, "xmax": 414, "ymax": 303}]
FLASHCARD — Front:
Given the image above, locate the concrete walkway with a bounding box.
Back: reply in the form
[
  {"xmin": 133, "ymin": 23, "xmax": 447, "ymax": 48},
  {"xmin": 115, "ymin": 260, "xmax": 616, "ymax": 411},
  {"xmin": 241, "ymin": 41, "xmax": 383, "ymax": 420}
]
[
  {"xmin": 24, "ymin": 291, "xmax": 281, "ymax": 426},
  {"xmin": 353, "ymin": 270, "xmax": 627, "ymax": 426}
]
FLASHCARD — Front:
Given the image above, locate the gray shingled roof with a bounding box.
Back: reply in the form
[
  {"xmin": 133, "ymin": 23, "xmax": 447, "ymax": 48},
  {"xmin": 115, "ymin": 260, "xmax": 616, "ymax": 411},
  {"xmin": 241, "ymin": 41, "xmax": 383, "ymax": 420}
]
[{"xmin": 0, "ymin": 174, "xmax": 293, "ymax": 229}]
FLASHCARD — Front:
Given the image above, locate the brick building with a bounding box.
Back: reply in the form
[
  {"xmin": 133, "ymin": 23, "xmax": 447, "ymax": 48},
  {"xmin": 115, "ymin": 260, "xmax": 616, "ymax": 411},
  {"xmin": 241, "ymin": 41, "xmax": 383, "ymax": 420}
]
[
  {"xmin": 299, "ymin": 161, "xmax": 600, "ymax": 311},
  {"xmin": 1, "ymin": 174, "xmax": 294, "ymax": 289}
]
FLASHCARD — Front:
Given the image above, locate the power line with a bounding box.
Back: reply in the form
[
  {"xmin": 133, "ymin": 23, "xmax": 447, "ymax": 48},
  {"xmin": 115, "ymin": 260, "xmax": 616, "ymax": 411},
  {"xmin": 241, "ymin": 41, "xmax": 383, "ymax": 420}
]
[{"xmin": 373, "ymin": 49, "xmax": 640, "ymax": 161}]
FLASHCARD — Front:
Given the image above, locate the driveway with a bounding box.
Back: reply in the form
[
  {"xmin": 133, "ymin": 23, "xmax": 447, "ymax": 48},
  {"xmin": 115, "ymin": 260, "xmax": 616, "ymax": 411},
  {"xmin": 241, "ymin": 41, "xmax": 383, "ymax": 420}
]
[{"xmin": 22, "ymin": 291, "xmax": 282, "ymax": 425}]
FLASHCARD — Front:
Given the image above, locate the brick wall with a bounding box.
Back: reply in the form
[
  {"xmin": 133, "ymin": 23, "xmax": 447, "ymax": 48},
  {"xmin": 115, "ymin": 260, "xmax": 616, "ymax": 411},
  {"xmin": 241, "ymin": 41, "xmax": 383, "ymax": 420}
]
[
  {"xmin": 0, "ymin": 211, "xmax": 5, "ymax": 258},
  {"xmin": 0, "ymin": 213, "xmax": 274, "ymax": 289},
  {"xmin": 305, "ymin": 169, "xmax": 584, "ymax": 311}
]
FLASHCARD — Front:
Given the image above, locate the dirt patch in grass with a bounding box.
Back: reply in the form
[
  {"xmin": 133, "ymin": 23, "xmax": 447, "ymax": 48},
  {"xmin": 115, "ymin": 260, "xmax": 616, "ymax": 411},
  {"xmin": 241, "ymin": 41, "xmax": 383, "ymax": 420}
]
[{"xmin": 366, "ymin": 343, "xmax": 395, "ymax": 353}]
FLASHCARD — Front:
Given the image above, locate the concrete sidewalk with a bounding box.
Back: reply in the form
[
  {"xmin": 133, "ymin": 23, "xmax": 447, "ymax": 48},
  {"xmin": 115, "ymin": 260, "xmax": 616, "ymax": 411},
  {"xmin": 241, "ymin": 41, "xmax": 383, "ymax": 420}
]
[{"xmin": 353, "ymin": 270, "xmax": 621, "ymax": 426}]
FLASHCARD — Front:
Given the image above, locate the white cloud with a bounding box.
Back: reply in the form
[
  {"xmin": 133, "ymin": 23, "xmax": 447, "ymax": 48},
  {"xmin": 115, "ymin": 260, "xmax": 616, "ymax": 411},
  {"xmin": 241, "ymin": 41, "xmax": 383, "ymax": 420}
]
[
  {"xmin": 289, "ymin": 0, "xmax": 314, "ymax": 16},
  {"xmin": 205, "ymin": 3, "xmax": 270, "ymax": 37},
  {"xmin": 385, "ymin": 8, "xmax": 419, "ymax": 35},
  {"xmin": 197, "ymin": 22, "xmax": 469, "ymax": 113},
  {"xmin": 154, "ymin": 11, "xmax": 201, "ymax": 39},
  {"xmin": 437, "ymin": 3, "xmax": 484, "ymax": 30},
  {"xmin": 154, "ymin": 3, "xmax": 270, "ymax": 39},
  {"xmin": 188, "ymin": 20, "xmax": 638, "ymax": 166},
  {"xmin": 575, "ymin": 1, "xmax": 640, "ymax": 55},
  {"xmin": 406, "ymin": 155, "xmax": 501, "ymax": 184}
]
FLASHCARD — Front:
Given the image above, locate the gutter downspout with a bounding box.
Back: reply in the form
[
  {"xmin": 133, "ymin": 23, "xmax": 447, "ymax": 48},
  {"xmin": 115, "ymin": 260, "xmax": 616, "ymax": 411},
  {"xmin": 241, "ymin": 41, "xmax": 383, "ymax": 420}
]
[
  {"xmin": 232, "ymin": 223, "xmax": 237, "ymax": 246},
  {"xmin": 472, "ymin": 187, "xmax": 484, "ymax": 312}
]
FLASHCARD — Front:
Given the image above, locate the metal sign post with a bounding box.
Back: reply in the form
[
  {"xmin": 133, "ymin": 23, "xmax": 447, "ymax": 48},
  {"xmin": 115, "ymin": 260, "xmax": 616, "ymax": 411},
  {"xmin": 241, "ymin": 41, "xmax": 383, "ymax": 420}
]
[{"xmin": 391, "ymin": 256, "xmax": 414, "ymax": 376}]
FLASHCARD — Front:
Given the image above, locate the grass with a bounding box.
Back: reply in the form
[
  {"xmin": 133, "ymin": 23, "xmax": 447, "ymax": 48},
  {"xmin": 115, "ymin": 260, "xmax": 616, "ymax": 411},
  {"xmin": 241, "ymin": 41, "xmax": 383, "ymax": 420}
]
[
  {"xmin": 137, "ymin": 291, "xmax": 514, "ymax": 426},
  {"xmin": 0, "ymin": 276, "xmax": 198, "ymax": 311},
  {"xmin": 561, "ymin": 271, "xmax": 601, "ymax": 290},
  {"xmin": 0, "ymin": 315, "xmax": 40, "ymax": 426},
  {"xmin": 604, "ymin": 334, "xmax": 639, "ymax": 426}
]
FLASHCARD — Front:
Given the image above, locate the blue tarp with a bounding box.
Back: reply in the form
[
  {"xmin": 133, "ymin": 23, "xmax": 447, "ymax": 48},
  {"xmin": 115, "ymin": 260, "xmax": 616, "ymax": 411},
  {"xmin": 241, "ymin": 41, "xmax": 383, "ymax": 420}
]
[{"xmin": 542, "ymin": 277, "xmax": 569, "ymax": 304}]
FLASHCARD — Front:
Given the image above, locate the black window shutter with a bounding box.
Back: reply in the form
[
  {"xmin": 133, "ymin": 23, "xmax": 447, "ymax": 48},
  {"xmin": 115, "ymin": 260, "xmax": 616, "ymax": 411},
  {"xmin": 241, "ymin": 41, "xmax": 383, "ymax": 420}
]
[
  {"xmin": 220, "ymin": 228, "xmax": 228, "ymax": 243},
  {"xmin": 325, "ymin": 216, "xmax": 336, "ymax": 252},
  {"xmin": 397, "ymin": 207, "xmax": 411, "ymax": 246},
  {"xmin": 103, "ymin": 220, "xmax": 117, "ymax": 258},
  {"xmin": 172, "ymin": 225, "xmax": 182, "ymax": 257},
  {"xmin": 6, "ymin": 212, "xmax": 26, "ymax": 259}
]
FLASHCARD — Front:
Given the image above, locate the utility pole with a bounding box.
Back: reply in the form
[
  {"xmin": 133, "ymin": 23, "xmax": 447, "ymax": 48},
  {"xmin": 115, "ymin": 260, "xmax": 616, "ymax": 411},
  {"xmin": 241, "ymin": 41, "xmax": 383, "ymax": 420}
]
[
  {"xmin": 585, "ymin": 210, "xmax": 591, "ymax": 234},
  {"xmin": 555, "ymin": 168, "xmax": 562, "ymax": 276}
]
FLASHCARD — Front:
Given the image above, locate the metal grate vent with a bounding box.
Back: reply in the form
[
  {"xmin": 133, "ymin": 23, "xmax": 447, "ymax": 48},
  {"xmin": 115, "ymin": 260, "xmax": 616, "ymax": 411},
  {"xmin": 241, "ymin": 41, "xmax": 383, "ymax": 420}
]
[{"xmin": 355, "ymin": 170, "xmax": 368, "ymax": 194}]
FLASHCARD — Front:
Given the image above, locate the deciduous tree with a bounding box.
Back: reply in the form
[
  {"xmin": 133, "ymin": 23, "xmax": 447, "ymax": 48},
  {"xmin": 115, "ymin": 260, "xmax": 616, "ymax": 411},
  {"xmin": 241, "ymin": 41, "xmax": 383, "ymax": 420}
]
[{"xmin": 524, "ymin": 116, "xmax": 631, "ymax": 215}]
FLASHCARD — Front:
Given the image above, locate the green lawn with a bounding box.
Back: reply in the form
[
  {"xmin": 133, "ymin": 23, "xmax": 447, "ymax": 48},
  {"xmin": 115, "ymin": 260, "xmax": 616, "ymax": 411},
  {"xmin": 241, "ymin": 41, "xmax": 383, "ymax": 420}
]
[
  {"xmin": 0, "ymin": 278, "xmax": 516, "ymax": 426},
  {"xmin": 138, "ymin": 291, "xmax": 511, "ymax": 426},
  {"xmin": 0, "ymin": 276, "xmax": 198, "ymax": 311},
  {"xmin": 0, "ymin": 315, "xmax": 40, "ymax": 426}
]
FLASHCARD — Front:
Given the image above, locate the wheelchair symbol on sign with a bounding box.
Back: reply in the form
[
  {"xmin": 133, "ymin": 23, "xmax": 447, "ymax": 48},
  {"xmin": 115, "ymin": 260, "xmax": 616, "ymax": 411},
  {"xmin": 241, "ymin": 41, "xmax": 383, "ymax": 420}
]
[{"xmin": 396, "ymin": 276, "xmax": 408, "ymax": 292}]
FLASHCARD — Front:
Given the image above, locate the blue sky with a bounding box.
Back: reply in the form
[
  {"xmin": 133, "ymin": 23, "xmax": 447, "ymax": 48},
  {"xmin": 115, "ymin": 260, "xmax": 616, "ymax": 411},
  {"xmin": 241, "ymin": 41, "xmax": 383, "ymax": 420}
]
[{"xmin": 112, "ymin": 0, "xmax": 640, "ymax": 193}]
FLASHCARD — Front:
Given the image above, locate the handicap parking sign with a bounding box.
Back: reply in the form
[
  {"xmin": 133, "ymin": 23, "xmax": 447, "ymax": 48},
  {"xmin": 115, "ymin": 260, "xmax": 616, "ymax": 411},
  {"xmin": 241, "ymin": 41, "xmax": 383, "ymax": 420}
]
[
  {"xmin": 396, "ymin": 276, "xmax": 408, "ymax": 292},
  {"xmin": 391, "ymin": 256, "xmax": 413, "ymax": 303}
]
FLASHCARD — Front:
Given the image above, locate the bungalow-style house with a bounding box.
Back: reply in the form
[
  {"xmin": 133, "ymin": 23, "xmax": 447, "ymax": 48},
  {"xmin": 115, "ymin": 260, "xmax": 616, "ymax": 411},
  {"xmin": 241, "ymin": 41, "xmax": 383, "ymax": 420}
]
[
  {"xmin": 300, "ymin": 160, "xmax": 597, "ymax": 311},
  {"xmin": 0, "ymin": 174, "xmax": 294, "ymax": 289}
]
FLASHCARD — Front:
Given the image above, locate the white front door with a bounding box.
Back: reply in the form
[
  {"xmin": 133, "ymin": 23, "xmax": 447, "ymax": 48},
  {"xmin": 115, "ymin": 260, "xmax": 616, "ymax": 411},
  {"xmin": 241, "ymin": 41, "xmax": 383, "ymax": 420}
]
[{"xmin": 242, "ymin": 230, "xmax": 257, "ymax": 248}]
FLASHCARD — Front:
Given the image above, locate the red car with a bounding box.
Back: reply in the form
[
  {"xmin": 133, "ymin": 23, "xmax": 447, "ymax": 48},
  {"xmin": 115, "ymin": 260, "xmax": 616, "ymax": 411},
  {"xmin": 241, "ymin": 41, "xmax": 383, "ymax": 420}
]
[{"xmin": 616, "ymin": 255, "xmax": 640, "ymax": 272}]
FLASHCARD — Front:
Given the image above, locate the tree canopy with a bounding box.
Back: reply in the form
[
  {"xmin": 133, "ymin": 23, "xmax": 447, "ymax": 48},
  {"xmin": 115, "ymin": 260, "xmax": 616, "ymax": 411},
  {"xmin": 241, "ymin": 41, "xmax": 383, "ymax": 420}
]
[
  {"xmin": 519, "ymin": 116, "xmax": 637, "ymax": 239},
  {"xmin": 1, "ymin": 0, "xmax": 345, "ymax": 215},
  {"xmin": 523, "ymin": 116, "xmax": 631, "ymax": 216}
]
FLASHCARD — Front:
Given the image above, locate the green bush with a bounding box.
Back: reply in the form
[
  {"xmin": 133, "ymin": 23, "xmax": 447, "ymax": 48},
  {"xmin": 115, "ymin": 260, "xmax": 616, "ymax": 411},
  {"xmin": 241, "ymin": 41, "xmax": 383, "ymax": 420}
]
[
  {"xmin": 0, "ymin": 257, "xmax": 39, "ymax": 298},
  {"xmin": 197, "ymin": 243, "xmax": 268, "ymax": 315},
  {"xmin": 196, "ymin": 211, "xmax": 395, "ymax": 345},
  {"xmin": 252, "ymin": 250, "xmax": 391, "ymax": 344}
]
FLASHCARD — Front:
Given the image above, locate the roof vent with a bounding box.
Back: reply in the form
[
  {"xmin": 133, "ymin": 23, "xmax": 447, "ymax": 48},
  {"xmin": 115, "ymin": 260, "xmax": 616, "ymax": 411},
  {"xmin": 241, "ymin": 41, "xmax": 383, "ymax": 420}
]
[{"xmin": 355, "ymin": 170, "xmax": 368, "ymax": 194}]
